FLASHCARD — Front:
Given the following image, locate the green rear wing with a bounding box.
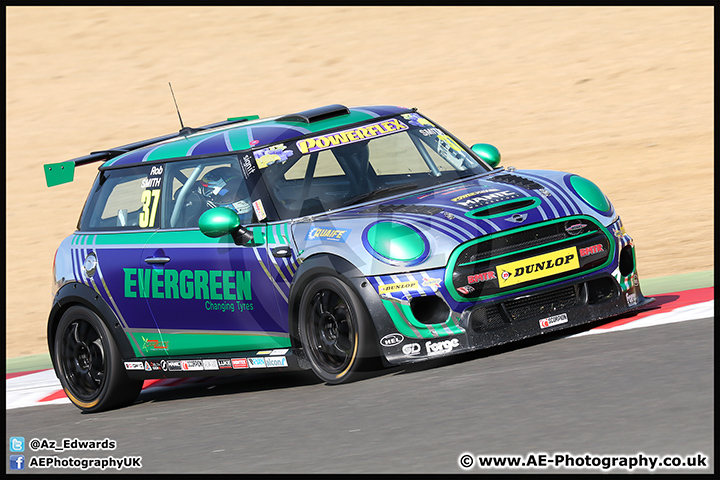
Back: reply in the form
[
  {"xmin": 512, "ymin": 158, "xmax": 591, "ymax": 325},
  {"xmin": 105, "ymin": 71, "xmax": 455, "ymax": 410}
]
[{"xmin": 44, "ymin": 161, "xmax": 76, "ymax": 187}]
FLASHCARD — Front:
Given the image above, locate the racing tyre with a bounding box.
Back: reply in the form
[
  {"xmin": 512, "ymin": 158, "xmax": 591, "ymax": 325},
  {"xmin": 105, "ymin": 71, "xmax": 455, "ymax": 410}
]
[
  {"xmin": 54, "ymin": 306, "xmax": 142, "ymax": 412},
  {"xmin": 298, "ymin": 276, "xmax": 379, "ymax": 384}
]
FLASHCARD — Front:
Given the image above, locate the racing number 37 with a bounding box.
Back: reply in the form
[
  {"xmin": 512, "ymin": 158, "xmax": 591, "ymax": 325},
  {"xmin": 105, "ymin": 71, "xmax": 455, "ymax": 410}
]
[{"xmin": 139, "ymin": 189, "xmax": 160, "ymax": 228}]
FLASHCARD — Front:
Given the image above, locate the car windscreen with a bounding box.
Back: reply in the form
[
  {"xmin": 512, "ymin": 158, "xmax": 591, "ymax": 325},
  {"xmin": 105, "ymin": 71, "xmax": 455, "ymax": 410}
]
[{"xmin": 256, "ymin": 113, "xmax": 490, "ymax": 219}]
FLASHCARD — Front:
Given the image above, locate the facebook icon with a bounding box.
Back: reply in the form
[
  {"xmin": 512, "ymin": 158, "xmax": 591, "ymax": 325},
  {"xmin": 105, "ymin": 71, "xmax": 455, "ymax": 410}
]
[{"xmin": 9, "ymin": 455, "xmax": 25, "ymax": 470}]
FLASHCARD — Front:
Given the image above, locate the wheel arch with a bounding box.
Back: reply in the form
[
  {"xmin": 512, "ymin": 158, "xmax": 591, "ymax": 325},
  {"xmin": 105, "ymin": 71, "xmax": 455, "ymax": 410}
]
[
  {"xmin": 287, "ymin": 254, "xmax": 388, "ymax": 354},
  {"xmin": 47, "ymin": 282, "xmax": 137, "ymax": 374}
]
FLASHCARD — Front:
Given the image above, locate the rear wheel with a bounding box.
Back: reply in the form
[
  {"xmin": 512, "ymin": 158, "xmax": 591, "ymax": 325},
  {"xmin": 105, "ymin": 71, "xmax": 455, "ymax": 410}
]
[
  {"xmin": 298, "ymin": 276, "xmax": 378, "ymax": 384},
  {"xmin": 54, "ymin": 306, "xmax": 142, "ymax": 412}
]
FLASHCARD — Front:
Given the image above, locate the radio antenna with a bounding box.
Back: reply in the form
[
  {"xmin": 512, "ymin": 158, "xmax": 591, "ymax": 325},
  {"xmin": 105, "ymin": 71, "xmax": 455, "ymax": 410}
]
[{"xmin": 169, "ymin": 82, "xmax": 193, "ymax": 134}]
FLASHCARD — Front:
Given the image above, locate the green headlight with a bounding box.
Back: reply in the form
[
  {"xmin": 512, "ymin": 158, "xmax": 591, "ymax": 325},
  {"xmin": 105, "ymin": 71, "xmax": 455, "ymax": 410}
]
[
  {"xmin": 362, "ymin": 221, "xmax": 430, "ymax": 266},
  {"xmin": 569, "ymin": 175, "xmax": 611, "ymax": 212}
]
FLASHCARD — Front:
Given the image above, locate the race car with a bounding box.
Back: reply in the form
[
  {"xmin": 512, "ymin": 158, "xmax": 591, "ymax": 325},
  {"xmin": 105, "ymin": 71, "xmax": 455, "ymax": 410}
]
[{"xmin": 43, "ymin": 103, "xmax": 653, "ymax": 412}]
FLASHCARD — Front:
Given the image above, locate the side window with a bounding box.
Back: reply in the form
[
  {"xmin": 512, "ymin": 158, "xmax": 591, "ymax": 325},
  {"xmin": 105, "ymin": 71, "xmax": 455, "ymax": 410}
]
[
  {"xmin": 163, "ymin": 156, "xmax": 254, "ymax": 229},
  {"xmin": 80, "ymin": 165, "xmax": 164, "ymax": 231}
]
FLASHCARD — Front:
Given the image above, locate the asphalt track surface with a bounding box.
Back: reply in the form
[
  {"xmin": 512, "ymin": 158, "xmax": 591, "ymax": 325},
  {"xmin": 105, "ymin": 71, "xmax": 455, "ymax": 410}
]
[{"xmin": 6, "ymin": 315, "xmax": 713, "ymax": 474}]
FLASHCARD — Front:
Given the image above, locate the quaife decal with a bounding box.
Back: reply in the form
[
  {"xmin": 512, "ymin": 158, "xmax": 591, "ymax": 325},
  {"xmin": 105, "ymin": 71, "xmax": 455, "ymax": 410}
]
[
  {"xmin": 306, "ymin": 227, "xmax": 351, "ymax": 242},
  {"xmin": 497, "ymin": 247, "xmax": 579, "ymax": 288},
  {"xmin": 297, "ymin": 119, "xmax": 408, "ymax": 154},
  {"xmin": 123, "ymin": 268, "xmax": 251, "ymax": 300}
]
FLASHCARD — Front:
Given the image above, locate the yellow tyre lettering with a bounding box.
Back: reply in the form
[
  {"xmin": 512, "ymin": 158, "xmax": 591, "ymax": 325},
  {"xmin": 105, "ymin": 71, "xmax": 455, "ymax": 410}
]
[
  {"xmin": 335, "ymin": 331, "xmax": 359, "ymax": 379},
  {"xmin": 64, "ymin": 388, "xmax": 99, "ymax": 409}
]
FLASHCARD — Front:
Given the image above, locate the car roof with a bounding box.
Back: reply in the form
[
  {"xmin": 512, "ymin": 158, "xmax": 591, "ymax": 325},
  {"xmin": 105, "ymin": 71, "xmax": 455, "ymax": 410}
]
[{"xmin": 102, "ymin": 105, "xmax": 411, "ymax": 168}]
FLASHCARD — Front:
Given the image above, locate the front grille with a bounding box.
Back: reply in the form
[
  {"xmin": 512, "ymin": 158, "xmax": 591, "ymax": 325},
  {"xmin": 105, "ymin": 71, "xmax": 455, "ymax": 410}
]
[
  {"xmin": 467, "ymin": 277, "xmax": 618, "ymax": 332},
  {"xmin": 504, "ymin": 284, "xmax": 579, "ymax": 321},
  {"xmin": 469, "ymin": 304, "xmax": 504, "ymax": 332},
  {"xmin": 456, "ymin": 220, "xmax": 599, "ymax": 266},
  {"xmin": 450, "ymin": 217, "xmax": 611, "ymax": 300}
]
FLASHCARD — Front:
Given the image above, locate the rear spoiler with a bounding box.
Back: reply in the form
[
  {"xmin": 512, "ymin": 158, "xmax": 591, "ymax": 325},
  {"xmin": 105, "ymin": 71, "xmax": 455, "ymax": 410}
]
[{"xmin": 43, "ymin": 115, "xmax": 259, "ymax": 187}]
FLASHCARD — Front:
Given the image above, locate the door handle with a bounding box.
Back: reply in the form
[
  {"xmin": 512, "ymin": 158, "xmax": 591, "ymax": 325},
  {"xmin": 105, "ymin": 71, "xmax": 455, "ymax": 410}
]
[{"xmin": 144, "ymin": 256, "xmax": 171, "ymax": 265}]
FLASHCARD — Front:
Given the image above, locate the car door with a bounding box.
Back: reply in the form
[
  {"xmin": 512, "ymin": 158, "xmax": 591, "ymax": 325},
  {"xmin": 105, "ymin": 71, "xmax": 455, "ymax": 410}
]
[
  {"xmin": 139, "ymin": 156, "xmax": 290, "ymax": 357},
  {"xmin": 76, "ymin": 164, "xmax": 165, "ymax": 359}
]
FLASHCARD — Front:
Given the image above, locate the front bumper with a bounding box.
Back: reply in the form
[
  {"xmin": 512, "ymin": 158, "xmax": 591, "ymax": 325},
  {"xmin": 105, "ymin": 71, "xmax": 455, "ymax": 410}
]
[{"xmin": 367, "ymin": 216, "xmax": 654, "ymax": 365}]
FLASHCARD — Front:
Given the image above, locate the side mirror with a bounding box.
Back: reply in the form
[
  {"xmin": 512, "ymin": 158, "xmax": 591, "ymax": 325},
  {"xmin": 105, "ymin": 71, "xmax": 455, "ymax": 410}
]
[
  {"xmin": 199, "ymin": 207, "xmax": 253, "ymax": 245},
  {"xmin": 471, "ymin": 143, "xmax": 501, "ymax": 168}
]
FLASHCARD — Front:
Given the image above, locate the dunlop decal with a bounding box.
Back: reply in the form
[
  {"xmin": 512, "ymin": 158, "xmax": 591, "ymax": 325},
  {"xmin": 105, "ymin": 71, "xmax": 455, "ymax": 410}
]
[
  {"xmin": 496, "ymin": 247, "xmax": 580, "ymax": 288},
  {"xmin": 378, "ymin": 280, "xmax": 420, "ymax": 295}
]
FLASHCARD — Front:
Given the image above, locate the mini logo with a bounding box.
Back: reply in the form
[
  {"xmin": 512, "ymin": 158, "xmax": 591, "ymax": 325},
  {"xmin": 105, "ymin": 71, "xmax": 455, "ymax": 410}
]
[
  {"xmin": 10, "ymin": 437, "xmax": 25, "ymax": 452},
  {"xmin": 402, "ymin": 343, "xmax": 421, "ymax": 355},
  {"xmin": 9, "ymin": 455, "xmax": 25, "ymax": 470},
  {"xmin": 380, "ymin": 333, "xmax": 405, "ymax": 347},
  {"xmin": 504, "ymin": 213, "xmax": 528, "ymax": 223},
  {"xmin": 564, "ymin": 221, "xmax": 587, "ymax": 236}
]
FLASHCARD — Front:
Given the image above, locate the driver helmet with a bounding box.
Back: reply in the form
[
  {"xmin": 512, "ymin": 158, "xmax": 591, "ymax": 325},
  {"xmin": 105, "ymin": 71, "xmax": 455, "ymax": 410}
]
[{"xmin": 198, "ymin": 167, "xmax": 252, "ymax": 215}]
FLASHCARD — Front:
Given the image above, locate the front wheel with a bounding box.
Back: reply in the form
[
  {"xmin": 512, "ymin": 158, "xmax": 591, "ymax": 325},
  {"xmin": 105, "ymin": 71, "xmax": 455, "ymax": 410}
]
[
  {"xmin": 54, "ymin": 306, "xmax": 142, "ymax": 412},
  {"xmin": 298, "ymin": 276, "xmax": 379, "ymax": 384}
]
